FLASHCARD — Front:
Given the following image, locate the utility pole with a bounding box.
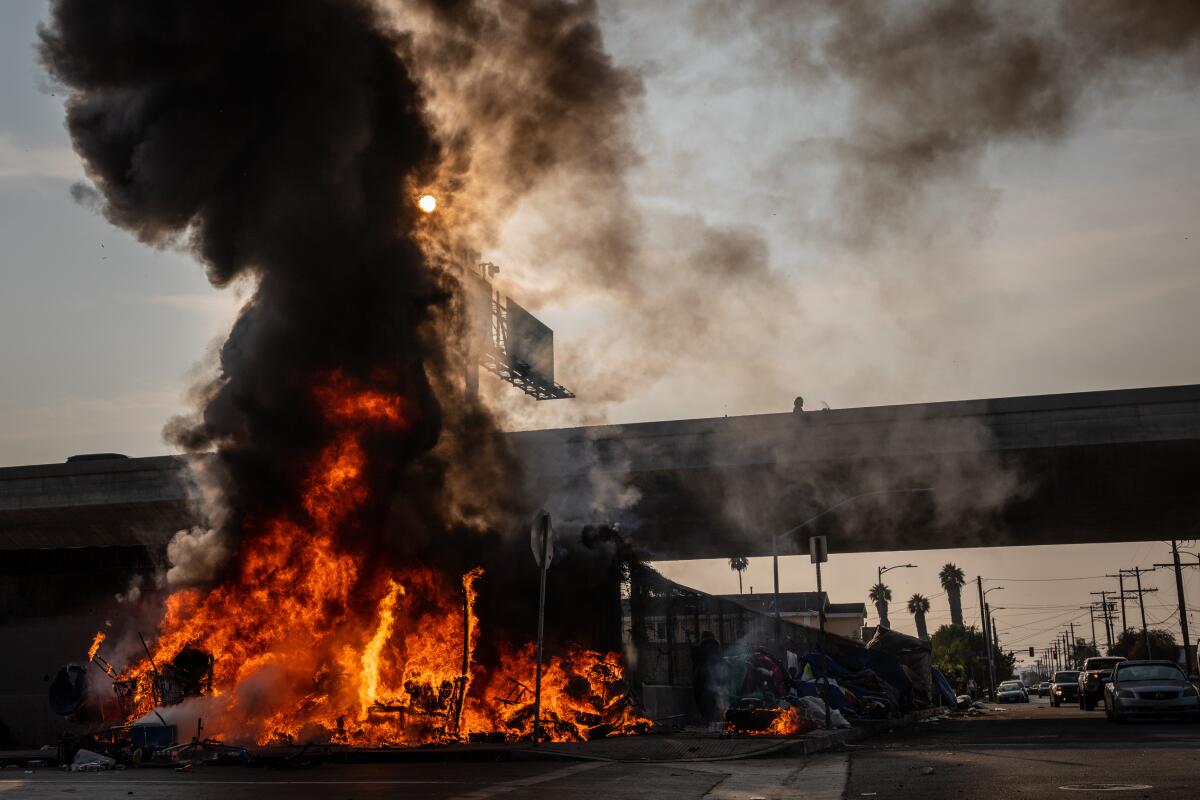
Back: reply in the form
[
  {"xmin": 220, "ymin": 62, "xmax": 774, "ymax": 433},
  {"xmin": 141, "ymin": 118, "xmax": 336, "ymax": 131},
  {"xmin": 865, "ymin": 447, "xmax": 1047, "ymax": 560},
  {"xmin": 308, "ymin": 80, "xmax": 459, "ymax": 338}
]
[
  {"xmin": 1082, "ymin": 605, "xmax": 1099, "ymax": 655},
  {"xmin": 1068, "ymin": 622, "xmax": 1078, "ymax": 668},
  {"xmin": 978, "ymin": 577, "xmax": 994, "ymax": 698},
  {"xmin": 1107, "ymin": 572, "xmax": 1128, "ymax": 637},
  {"xmin": 1122, "ymin": 567, "xmax": 1158, "ymax": 659},
  {"xmin": 1154, "ymin": 540, "xmax": 1194, "ymax": 671},
  {"xmin": 1091, "ymin": 592, "xmax": 1115, "ymax": 652}
]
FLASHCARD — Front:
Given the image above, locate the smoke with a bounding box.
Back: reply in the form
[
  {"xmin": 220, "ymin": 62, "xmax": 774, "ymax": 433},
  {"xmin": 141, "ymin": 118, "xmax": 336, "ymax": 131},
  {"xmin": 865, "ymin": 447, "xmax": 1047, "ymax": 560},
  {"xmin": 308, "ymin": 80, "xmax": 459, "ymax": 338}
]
[
  {"xmin": 39, "ymin": 0, "xmax": 1200, "ymax": 654},
  {"xmin": 690, "ymin": 0, "xmax": 1200, "ymax": 249},
  {"xmin": 39, "ymin": 0, "xmax": 518, "ymax": 592}
]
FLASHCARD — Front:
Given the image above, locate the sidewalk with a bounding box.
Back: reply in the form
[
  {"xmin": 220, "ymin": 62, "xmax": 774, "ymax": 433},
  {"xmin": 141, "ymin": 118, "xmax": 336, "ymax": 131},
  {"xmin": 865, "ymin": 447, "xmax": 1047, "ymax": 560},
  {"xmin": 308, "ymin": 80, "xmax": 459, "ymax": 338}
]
[{"xmin": 0, "ymin": 710, "xmax": 945, "ymax": 770}]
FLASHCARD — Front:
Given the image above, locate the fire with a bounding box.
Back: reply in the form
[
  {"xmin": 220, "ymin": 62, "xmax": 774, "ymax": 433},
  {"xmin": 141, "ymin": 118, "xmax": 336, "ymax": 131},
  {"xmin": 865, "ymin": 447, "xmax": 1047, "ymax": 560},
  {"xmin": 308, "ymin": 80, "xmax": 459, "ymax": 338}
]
[
  {"xmin": 98, "ymin": 373, "xmax": 645, "ymax": 746},
  {"xmin": 87, "ymin": 631, "xmax": 106, "ymax": 662},
  {"xmin": 726, "ymin": 705, "xmax": 817, "ymax": 737},
  {"xmin": 418, "ymin": 194, "xmax": 437, "ymax": 213}
]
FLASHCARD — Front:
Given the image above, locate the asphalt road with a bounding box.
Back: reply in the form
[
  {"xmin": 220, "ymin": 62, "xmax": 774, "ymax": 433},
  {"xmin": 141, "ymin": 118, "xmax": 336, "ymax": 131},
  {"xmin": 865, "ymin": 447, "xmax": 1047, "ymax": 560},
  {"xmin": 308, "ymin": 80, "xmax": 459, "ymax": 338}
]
[
  {"xmin": 2, "ymin": 696, "xmax": 1196, "ymax": 799},
  {"xmin": 844, "ymin": 694, "xmax": 1200, "ymax": 799}
]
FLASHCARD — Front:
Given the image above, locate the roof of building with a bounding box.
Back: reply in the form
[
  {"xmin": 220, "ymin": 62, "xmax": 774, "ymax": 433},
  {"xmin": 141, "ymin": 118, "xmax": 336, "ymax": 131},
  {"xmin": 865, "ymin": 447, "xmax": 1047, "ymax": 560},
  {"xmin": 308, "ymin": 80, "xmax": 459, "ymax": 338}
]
[{"xmin": 718, "ymin": 591, "xmax": 867, "ymax": 617}]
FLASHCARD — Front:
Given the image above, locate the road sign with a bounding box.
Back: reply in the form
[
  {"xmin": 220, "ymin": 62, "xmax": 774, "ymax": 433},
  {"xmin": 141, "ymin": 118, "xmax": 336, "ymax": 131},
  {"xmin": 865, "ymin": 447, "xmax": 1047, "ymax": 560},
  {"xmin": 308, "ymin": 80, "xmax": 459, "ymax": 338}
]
[
  {"xmin": 809, "ymin": 535, "xmax": 828, "ymax": 564},
  {"xmin": 530, "ymin": 510, "xmax": 555, "ymax": 568}
]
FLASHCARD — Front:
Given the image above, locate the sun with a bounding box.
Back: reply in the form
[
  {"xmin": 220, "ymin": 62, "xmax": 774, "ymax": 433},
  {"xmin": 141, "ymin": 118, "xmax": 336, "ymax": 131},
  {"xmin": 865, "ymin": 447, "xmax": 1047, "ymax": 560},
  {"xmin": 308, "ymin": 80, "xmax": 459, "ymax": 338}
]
[{"xmin": 418, "ymin": 194, "xmax": 437, "ymax": 214}]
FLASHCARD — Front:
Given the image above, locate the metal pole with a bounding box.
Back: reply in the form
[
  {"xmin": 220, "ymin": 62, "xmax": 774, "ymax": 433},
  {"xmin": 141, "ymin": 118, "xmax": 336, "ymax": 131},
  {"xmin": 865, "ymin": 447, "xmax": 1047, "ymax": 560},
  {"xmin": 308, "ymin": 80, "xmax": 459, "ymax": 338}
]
[
  {"xmin": 978, "ymin": 577, "xmax": 994, "ymax": 699},
  {"xmin": 532, "ymin": 515, "xmax": 549, "ymax": 745},
  {"xmin": 816, "ymin": 559, "xmax": 832, "ymax": 729},
  {"xmin": 1092, "ymin": 591, "xmax": 1114, "ymax": 652},
  {"xmin": 1171, "ymin": 540, "xmax": 1193, "ymax": 671},
  {"xmin": 1117, "ymin": 573, "xmax": 1127, "ymax": 637},
  {"xmin": 1134, "ymin": 569, "xmax": 1152, "ymax": 659},
  {"xmin": 772, "ymin": 535, "xmax": 781, "ymax": 644}
]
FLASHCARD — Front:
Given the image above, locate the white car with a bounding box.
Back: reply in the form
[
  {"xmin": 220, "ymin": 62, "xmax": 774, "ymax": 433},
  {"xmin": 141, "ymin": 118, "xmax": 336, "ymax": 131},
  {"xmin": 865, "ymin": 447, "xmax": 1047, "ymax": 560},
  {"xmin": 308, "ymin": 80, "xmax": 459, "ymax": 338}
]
[{"xmin": 996, "ymin": 680, "xmax": 1029, "ymax": 703}]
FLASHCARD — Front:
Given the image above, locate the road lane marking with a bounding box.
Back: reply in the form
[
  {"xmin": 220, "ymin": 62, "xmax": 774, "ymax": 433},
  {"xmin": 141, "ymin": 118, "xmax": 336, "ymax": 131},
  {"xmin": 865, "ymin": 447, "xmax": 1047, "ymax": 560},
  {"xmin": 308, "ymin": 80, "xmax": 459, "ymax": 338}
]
[{"xmin": 450, "ymin": 761, "xmax": 606, "ymax": 799}]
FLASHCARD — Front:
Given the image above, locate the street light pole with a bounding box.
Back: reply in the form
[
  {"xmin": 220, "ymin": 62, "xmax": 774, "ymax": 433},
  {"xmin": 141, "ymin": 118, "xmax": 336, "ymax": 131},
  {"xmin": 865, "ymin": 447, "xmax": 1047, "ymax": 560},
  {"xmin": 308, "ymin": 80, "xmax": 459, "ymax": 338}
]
[
  {"xmin": 980, "ymin": 585, "xmax": 1004, "ymax": 698},
  {"xmin": 875, "ymin": 562, "xmax": 918, "ymax": 629}
]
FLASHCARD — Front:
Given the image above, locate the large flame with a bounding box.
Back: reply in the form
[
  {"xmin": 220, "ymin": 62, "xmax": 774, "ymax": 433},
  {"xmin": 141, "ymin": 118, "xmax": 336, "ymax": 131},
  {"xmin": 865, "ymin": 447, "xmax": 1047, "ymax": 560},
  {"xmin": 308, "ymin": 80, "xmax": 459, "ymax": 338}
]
[{"xmin": 97, "ymin": 373, "xmax": 645, "ymax": 745}]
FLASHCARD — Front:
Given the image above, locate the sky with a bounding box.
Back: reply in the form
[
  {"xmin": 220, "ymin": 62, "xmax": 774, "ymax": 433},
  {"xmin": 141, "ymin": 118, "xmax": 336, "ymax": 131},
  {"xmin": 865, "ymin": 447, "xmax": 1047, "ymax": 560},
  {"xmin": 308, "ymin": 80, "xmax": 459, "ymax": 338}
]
[{"xmin": 2, "ymin": 2, "xmax": 1199, "ymax": 666}]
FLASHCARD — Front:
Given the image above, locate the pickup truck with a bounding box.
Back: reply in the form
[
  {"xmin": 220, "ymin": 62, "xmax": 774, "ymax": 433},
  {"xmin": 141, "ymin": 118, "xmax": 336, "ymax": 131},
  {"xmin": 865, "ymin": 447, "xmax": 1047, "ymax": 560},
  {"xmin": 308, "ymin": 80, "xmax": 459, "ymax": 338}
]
[{"xmin": 1078, "ymin": 656, "xmax": 1125, "ymax": 710}]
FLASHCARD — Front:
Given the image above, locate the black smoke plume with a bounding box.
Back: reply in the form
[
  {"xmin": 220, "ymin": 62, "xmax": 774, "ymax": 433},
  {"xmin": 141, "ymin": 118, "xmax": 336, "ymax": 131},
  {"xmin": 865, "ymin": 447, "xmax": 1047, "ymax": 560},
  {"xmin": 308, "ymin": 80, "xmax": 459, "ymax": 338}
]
[
  {"xmin": 39, "ymin": 0, "xmax": 641, "ymax": 663},
  {"xmin": 40, "ymin": 0, "xmax": 449, "ymax": 576}
]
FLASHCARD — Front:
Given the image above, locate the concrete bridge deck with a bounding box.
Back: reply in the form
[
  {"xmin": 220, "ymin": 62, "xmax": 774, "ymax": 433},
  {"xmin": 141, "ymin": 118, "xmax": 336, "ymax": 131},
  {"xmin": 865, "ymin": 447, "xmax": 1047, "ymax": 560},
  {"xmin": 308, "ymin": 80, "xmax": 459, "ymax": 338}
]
[{"xmin": 3, "ymin": 384, "xmax": 1200, "ymax": 558}]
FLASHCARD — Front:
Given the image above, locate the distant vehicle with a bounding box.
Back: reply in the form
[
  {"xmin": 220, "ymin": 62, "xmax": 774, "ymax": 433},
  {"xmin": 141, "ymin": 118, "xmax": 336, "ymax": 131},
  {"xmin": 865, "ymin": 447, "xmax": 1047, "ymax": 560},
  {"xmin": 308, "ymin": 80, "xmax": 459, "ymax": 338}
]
[
  {"xmin": 1050, "ymin": 670, "xmax": 1080, "ymax": 707},
  {"xmin": 1036, "ymin": 681, "xmax": 1051, "ymax": 697},
  {"xmin": 996, "ymin": 680, "xmax": 1029, "ymax": 703},
  {"xmin": 1103, "ymin": 660, "xmax": 1200, "ymax": 723},
  {"xmin": 1079, "ymin": 656, "xmax": 1125, "ymax": 710}
]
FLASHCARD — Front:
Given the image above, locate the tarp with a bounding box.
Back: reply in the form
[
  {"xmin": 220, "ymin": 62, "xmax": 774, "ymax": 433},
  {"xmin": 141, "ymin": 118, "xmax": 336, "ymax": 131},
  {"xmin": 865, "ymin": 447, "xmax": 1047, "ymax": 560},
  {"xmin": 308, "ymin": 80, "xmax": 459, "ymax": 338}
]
[
  {"xmin": 930, "ymin": 666, "xmax": 958, "ymax": 707},
  {"xmin": 867, "ymin": 627, "xmax": 933, "ymax": 708}
]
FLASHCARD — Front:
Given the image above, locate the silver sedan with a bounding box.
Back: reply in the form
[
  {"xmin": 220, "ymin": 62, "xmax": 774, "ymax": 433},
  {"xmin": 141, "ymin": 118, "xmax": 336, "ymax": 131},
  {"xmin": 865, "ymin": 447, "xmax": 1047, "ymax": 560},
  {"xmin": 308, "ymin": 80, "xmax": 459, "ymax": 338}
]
[{"xmin": 1104, "ymin": 660, "xmax": 1200, "ymax": 723}]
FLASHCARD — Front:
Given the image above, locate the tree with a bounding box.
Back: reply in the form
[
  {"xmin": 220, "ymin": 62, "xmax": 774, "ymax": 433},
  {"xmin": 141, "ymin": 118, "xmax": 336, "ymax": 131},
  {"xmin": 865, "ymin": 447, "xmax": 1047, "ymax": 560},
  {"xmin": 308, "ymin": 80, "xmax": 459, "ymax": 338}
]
[
  {"xmin": 939, "ymin": 563, "xmax": 966, "ymax": 627},
  {"xmin": 728, "ymin": 556, "xmax": 749, "ymax": 594},
  {"xmin": 931, "ymin": 624, "xmax": 1017, "ymax": 690},
  {"xmin": 1110, "ymin": 628, "xmax": 1178, "ymax": 661},
  {"xmin": 908, "ymin": 593, "xmax": 931, "ymax": 640},
  {"xmin": 869, "ymin": 582, "xmax": 892, "ymax": 628}
]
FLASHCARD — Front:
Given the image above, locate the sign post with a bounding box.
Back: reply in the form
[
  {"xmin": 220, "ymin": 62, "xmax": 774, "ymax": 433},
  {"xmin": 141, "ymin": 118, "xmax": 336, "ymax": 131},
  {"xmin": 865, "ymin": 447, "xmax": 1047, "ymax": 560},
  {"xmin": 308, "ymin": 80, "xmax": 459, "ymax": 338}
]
[
  {"xmin": 530, "ymin": 510, "xmax": 555, "ymax": 745},
  {"xmin": 810, "ymin": 535, "xmax": 832, "ymax": 730}
]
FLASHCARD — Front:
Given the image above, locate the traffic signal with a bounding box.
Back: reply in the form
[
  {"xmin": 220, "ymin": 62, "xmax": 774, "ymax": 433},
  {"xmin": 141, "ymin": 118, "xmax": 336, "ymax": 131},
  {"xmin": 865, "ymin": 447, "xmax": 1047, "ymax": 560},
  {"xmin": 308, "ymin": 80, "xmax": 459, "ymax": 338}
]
[
  {"xmin": 1052, "ymin": 647, "xmax": 1057, "ymax": 658},
  {"xmin": 1029, "ymin": 647, "xmax": 1035, "ymax": 657}
]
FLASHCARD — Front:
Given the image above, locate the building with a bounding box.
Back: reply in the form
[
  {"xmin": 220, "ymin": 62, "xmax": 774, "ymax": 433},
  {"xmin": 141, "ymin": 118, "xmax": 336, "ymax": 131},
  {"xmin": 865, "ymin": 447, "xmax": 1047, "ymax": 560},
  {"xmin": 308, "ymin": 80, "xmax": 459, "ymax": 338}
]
[{"xmin": 719, "ymin": 592, "xmax": 868, "ymax": 641}]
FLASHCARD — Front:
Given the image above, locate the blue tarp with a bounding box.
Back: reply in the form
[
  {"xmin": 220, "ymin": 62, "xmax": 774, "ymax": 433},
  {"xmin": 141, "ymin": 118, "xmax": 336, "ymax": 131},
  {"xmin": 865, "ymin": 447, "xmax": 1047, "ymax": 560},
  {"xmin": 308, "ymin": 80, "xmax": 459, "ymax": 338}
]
[{"xmin": 930, "ymin": 665, "xmax": 957, "ymax": 707}]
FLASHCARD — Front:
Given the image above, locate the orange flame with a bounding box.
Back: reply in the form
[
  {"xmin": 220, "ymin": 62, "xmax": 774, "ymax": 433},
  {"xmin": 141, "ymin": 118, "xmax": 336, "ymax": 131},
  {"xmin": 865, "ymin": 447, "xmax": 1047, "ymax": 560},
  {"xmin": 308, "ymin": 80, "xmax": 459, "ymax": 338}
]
[
  {"xmin": 87, "ymin": 631, "xmax": 106, "ymax": 662},
  {"xmin": 727, "ymin": 705, "xmax": 817, "ymax": 737},
  {"xmin": 100, "ymin": 373, "xmax": 646, "ymax": 746}
]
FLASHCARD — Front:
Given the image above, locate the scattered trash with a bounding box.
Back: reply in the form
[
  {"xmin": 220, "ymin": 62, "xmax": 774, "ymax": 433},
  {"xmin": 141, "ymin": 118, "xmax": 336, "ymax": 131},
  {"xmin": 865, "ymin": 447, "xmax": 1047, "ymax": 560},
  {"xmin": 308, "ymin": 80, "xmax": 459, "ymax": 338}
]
[
  {"xmin": 71, "ymin": 748, "xmax": 116, "ymax": 772},
  {"xmin": 920, "ymin": 767, "xmax": 935, "ymax": 775},
  {"xmin": 175, "ymin": 763, "xmax": 194, "ymax": 773}
]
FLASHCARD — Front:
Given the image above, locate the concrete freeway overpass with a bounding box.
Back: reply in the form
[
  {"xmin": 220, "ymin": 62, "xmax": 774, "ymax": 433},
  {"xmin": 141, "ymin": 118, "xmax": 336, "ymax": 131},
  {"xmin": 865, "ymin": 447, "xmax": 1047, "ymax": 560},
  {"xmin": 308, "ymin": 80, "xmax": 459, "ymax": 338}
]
[{"xmin": 3, "ymin": 384, "xmax": 1200, "ymax": 560}]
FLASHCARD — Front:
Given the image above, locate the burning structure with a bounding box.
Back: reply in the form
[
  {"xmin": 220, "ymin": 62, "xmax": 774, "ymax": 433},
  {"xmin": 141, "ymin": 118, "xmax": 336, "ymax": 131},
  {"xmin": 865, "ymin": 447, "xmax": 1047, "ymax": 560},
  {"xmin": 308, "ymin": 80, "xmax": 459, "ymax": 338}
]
[{"xmin": 36, "ymin": 0, "xmax": 645, "ymax": 747}]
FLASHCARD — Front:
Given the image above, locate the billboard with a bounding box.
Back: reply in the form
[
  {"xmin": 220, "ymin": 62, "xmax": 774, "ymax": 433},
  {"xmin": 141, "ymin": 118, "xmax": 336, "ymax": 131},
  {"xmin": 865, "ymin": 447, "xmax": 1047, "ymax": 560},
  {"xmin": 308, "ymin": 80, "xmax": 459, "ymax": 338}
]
[{"xmin": 505, "ymin": 298, "xmax": 555, "ymax": 384}]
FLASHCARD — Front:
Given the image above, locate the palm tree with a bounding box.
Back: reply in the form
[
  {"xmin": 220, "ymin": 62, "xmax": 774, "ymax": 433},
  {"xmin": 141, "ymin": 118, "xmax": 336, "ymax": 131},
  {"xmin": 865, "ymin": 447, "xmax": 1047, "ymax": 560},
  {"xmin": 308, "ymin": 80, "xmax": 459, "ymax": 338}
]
[
  {"xmin": 869, "ymin": 582, "xmax": 892, "ymax": 628},
  {"xmin": 939, "ymin": 563, "xmax": 966, "ymax": 627},
  {"xmin": 908, "ymin": 593, "xmax": 931, "ymax": 640},
  {"xmin": 728, "ymin": 556, "xmax": 749, "ymax": 594}
]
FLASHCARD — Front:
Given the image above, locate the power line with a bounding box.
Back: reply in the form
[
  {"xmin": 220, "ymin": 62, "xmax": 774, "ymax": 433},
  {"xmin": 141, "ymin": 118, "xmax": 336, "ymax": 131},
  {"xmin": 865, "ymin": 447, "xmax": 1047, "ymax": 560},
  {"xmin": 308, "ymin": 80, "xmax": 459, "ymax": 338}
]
[{"xmin": 983, "ymin": 575, "xmax": 1111, "ymax": 583}]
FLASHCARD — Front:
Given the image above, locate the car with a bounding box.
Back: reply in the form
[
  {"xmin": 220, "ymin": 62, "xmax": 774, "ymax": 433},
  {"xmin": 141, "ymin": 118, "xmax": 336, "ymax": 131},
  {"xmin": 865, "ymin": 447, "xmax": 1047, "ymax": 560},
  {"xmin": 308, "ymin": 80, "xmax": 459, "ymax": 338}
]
[
  {"xmin": 1079, "ymin": 656, "xmax": 1125, "ymax": 710},
  {"xmin": 1103, "ymin": 660, "xmax": 1200, "ymax": 723},
  {"xmin": 1036, "ymin": 681, "xmax": 1051, "ymax": 697},
  {"xmin": 996, "ymin": 680, "xmax": 1029, "ymax": 703},
  {"xmin": 1050, "ymin": 670, "xmax": 1080, "ymax": 707}
]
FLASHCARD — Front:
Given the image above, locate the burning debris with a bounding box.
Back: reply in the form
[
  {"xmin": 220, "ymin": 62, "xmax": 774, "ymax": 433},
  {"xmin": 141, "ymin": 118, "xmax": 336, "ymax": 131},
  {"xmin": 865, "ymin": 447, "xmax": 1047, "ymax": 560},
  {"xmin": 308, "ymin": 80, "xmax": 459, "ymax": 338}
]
[{"xmin": 39, "ymin": 0, "xmax": 647, "ymax": 749}]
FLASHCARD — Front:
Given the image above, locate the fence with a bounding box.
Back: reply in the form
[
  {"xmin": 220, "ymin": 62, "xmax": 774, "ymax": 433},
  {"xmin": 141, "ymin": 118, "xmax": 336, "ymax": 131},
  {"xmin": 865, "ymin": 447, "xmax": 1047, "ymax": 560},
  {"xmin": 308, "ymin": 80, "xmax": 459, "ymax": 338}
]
[{"xmin": 622, "ymin": 564, "xmax": 860, "ymax": 688}]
